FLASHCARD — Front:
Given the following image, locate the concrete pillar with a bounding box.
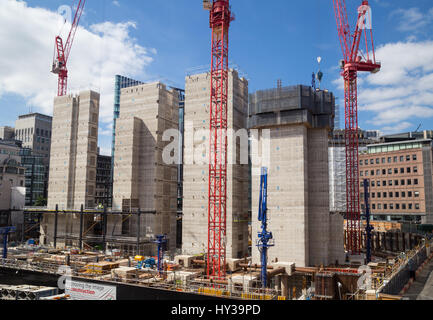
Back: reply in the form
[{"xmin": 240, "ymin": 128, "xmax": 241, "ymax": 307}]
[{"xmin": 281, "ymin": 275, "xmax": 289, "ymax": 298}]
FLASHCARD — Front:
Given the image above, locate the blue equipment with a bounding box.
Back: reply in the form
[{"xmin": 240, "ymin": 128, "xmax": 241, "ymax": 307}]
[
  {"xmin": 0, "ymin": 227, "xmax": 16, "ymax": 259},
  {"xmin": 363, "ymin": 179, "xmax": 374, "ymax": 263},
  {"xmin": 135, "ymin": 257, "xmax": 156, "ymax": 269},
  {"xmin": 154, "ymin": 235, "xmax": 167, "ymax": 273},
  {"xmin": 256, "ymin": 167, "xmax": 274, "ymax": 288}
]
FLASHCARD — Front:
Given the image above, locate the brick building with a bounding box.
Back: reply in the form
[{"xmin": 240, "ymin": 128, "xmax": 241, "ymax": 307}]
[{"xmin": 359, "ymin": 139, "xmax": 433, "ymax": 224}]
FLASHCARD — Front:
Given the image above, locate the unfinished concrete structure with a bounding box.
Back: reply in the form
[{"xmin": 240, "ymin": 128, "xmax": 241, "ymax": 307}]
[
  {"xmin": 112, "ymin": 82, "xmax": 179, "ymax": 253},
  {"xmin": 182, "ymin": 70, "xmax": 249, "ymax": 259},
  {"xmin": 47, "ymin": 91, "xmax": 99, "ymax": 211},
  {"xmin": 249, "ymin": 85, "xmax": 345, "ymax": 267}
]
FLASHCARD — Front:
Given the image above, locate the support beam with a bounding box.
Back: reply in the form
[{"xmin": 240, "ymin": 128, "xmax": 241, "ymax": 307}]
[
  {"xmin": 79, "ymin": 204, "xmax": 84, "ymax": 251},
  {"xmin": 136, "ymin": 209, "xmax": 141, "ymax": 255},
  {"xmin": 54, "ymin": 205, "xmax": 58, "ymax": 249}
]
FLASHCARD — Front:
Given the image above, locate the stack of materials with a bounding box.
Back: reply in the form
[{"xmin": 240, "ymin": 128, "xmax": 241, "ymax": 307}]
[
  {"xmin": 111, "ymin": 267, "xmax": 138, "ymax": 281},
  {"xmin": 0, "ymin": 285, "xmax": 58, "ymax": 300},
  {"xmin": 85, "ymin": 261, "xmax": 120, "ymax": 274}
]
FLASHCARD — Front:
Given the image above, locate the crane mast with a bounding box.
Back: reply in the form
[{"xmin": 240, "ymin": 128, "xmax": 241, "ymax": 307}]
[
  {"xmin": 203, "ymin": 0, "xmax": 233, "ymax": 280},
  {"xmin": 52, "ymin": 0, "xmax": 86, "ymax": 97},
  {"xmin": 333, "ymin": 0, "xmax": 381, "ymax": 255}
]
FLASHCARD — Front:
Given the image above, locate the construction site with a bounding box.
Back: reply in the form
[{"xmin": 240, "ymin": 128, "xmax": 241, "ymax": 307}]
[{"xmin": 1, "ymin": 0, "xmax": 433, "ymax": 301}]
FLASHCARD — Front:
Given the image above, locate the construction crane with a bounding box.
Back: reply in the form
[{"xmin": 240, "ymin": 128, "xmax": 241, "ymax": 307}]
[
  {"xmin": 154, "ymin": 235, "xmax": 167, "ymax": 274},
  {"xmin": 0, "ymin": 227, "xmax": 16, "ymax": 259},
  {"xmin": 333, "ymin": 0, "xmax": 381, "ymax": 255},
  {"xmin": 203, "ymin": 0, "xmax": 234, "ymax": 280},
  {"xmin": 363, "ymin": 179, "xmax": 374, "ymax": 264},
  {"xmin": 51, "ymin": 0, "xmax": 86, "ymax": 96},
  {"xmin": 256, "ymin": 167, "xmax": 274, "ymax": 288}
]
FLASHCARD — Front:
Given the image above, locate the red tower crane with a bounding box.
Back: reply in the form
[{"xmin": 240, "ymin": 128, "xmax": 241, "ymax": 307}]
[
  {"xmin": 333, "ymin": 0, "xmax": 381, "ymax": 255},
  {"xmin": 51, "ymin": 0, "xmax": 86, "ymax": 97},
  {"xmin": 203, "ymin": 0, "xmax": 234, "ymax": 280}
]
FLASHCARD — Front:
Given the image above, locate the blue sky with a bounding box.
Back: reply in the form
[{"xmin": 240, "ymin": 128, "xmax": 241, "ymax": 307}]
[{"xmin": 1, "ymin": 0, "xmax": 433, "ymax": 154}]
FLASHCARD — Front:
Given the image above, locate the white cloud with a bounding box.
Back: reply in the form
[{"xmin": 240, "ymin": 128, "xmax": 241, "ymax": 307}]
[
  {"xmin": 0, "ymin": 0, "xmax": 155, "ymax": 130},
  {"xmin": 390, "ymin": 7, "xmax": 433, "ymax": 33},
  {"xmin": 333, "ymin": 40, "xmax": 433, "ymax": 131}
]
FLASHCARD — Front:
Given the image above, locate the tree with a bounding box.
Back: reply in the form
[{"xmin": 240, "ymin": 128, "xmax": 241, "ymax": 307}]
[{"xmin": 34, "ymin": 195, "xmax": 47, "ymax": 207}]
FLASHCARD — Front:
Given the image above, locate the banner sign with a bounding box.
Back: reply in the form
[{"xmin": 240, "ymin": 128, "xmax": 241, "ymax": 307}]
[{"xmin": 65, "ymin": 279, "xmax": 116, "ymax": 300}]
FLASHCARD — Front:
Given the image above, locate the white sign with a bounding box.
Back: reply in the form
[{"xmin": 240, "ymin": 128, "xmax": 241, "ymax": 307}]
[{"xmin": 65, "ymin": 279, "xmax": 116, "ymax": 300}]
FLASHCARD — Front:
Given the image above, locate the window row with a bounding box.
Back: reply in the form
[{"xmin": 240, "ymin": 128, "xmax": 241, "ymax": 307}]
[
  {"xmin": 361, "ymin": 179, "xmax": 419, "ymax": 187},
  {"xmin": 361, "ymin": 191, "xmax": 420, "ymax": 199},
  {"xmin": 360, "ymin": 154, "xmax": 418, "ymax": 166},
  {"xmin": 360, "ymin": 166, "xmax": 418, "ymax": 177},
  {"xmin": 361, "ymin": 203, "xmax": 420, "ymax": 211}
]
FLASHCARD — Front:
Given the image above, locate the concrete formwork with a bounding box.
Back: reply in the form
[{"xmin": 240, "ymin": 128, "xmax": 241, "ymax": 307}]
[{"xmin": 182, "ymin": 70, "xmax": 249, "ymax": 259}]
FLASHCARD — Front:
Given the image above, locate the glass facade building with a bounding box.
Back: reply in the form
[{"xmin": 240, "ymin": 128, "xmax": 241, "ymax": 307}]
[{"xmin": 20, "ymin": 148, "xmax": 46, "ymax": 206}]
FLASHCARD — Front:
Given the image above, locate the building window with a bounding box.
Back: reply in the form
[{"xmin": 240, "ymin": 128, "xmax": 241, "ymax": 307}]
[
  {"xmin": 382, "ymin": 169, "xmax": 386, "ymax": 175},
  {"xmin": 395, "ymin": 192, "xmax": 399, "ymax": 197},
  {"xmin": 396, "ymin": 204, "xmax": 400, "ymax": 210},
  {"xmin": 389, "ymin": 180, "xmax": 393, "ymax": 186},
  {"xmin": 360, "ymin": 171, "xmax": 363, "ymax": 177},
  {"xmin": 383, "ymin": 180, "xmax": 387, "ymax": 186},
  {"xmin": 372, "ymin": 193, "xmax": 376, "ymax": 198},
  {"xmin": 400, "ymin": 168, "xmax": 404, "ymax": 174},
  {"xmin": 360, "ymin": 160, "xmax": 363, "ymax": 166},
  {"xmin": 393, "ymin": 156, "xmax": 398, "ymax": 162},
  {"xmin": 406, "ymin": 155, "xmax": 410, "ymax": 161},
  {"xmin": 409, "ymin": 204, "xmax": 413, "ymax": 210},
  {"xmin": 408, "ymin": 179, "xmax": 412, "ymax": 185},
  {"xmin": 402, "ymin": 192, "xmax": 406, "ymax": 197},
  {"xmin": 389, "ymin": 192, "xmax": 393, "ymax": 198},
  {"xmin": 401, "ymin": 180, "xmax": 405, "ymax": 186},
  {"xmin": 372, "ymin": 204, "xmax": 376, "ymax": 210},
  {"xmin": 377, "ymin": 181, "xmax": 381, "ymax": 187},
  {"xmin": 413, "ymin": 155, "xmax": 417, "ymax": 161},
  {"xmin": 414, "ymin": 179, "xmax": 418, "ymax": 185},
  {"xmin": 407, "ymin": 167, "xmax": 411, "ymax": 173},
  {"xmin": 383, "ymin": 192, "xmax": 387, "ymax": 198},
  {"xmin": 388, "ymin": 169, "xmax": 392, "ymax": 174},
  {"xmin": 394, "ymin": 168, "xmax": 398, "ymax": 174},
  {"xmin": 415, "ymin": 191, "xmax": 420, "ymax": 198},
  {"xmin": 384, "ymin": 204, "xmax": 388, "ymax": 210},
  {"xmin": 400, "ymin": 156, "xmax": 404, "ymax": 162},
  {"xmin": 370, "ymin": 159, "xmax": 374, "ymax": 165},
  {"xmin": 376, "ymin": 158, "xmax": 379, "ymax": 164},
  {"xmin": 414, "ymin": 166, "xmax": 418, "ymax": 173},
  {"xmin": 377, "ymin": 192, "xmax": 381, "ymax": 198},
  {"xmin": 390, "ymin": 204, "xmax": 394, "ymax": 210},
  {"xmin": 376, "ymin": 170, "xmax": 380, "ymax": 176},
  {"xmin": 372, "ymin": 181, "xmax": 375, "ymax": 187},
  {"xmin": 402, "ymin": 204, "xmax": 406, "ymax": 210},
  {"xmin": 415, "ymin": 204, "xmax": 420, "ymax": 210},
  {"xmin": 408, "ymin": 191, "xmax": 412, "ymax": 197},
  {"xmin": 395, "ymin": 180, "xmax": 399, "ymax": 186},
  {"xmin": 388, "ymin": 157, "xmax": 392, "ymax": 163},
  {"xmin": 378, "ymin": 204, "xmax": 382, "ymax": 210},
  {"xmin": 371, "ymin": 170, "xmax": 375, "ymax": 176},
  {"xmin": 382, "ymin": 158, "xmax": 385, "ymax": 164}
]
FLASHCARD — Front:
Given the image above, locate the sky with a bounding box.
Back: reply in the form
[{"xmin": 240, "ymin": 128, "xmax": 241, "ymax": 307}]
[{"xmin": 1, "ymin": 0, "xmax": 433, "ymax": 155}]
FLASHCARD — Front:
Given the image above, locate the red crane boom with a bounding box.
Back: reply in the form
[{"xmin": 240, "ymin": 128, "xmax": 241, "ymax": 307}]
[
  {"xmin": 203, "ymin": 0, "xmax": 233, "ymax": 280},
  {"xmin": 52, "ymin": 0, "xmax": 86, "ymax": 97},
  {"xmin": 333, "ymin": 0, "xmax": 381, "ymax": 255}
]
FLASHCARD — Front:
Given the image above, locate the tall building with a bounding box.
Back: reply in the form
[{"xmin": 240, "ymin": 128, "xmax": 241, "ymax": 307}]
[
  {"xmin": 0, "ymin": 126, "xmax": 15, "ymax": 140},
  {"xmin": 47, "ymin": 91, "xmax": 100, "ymax": 210},
  {"xmin": 14, "ymin": 113, "xmax": 52, "ymax": 164},
  {"xmin": 182, "ymin": 70, "xmax": 250, "ymax": 259},
  {"xmin": 112, "ymin": 82, "xmax": 179, "ymax": 253},
  {"xmin": 359, "ymin": 139, "xmax": 433, "ymax": 224},
  {"xmin": 249, "ymin": 85, "xmax": 344, "ymax": 267},
  {"xmin": 20, "ymin": 148, "xmax": 46, "ymax": 206}
]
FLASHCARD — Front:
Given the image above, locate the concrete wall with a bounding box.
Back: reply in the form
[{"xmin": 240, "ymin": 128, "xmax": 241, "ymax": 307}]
[
  {"xmin": 47, "ymin": 91, "xmax": 99, "ymax": 210},
  {"xmin": 182, "ymin": 70, "xmax": 249, "ymax": 259},
  {"xmin": 112, "ymin": 82, "xmax": 179, "ymax": 252}
]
